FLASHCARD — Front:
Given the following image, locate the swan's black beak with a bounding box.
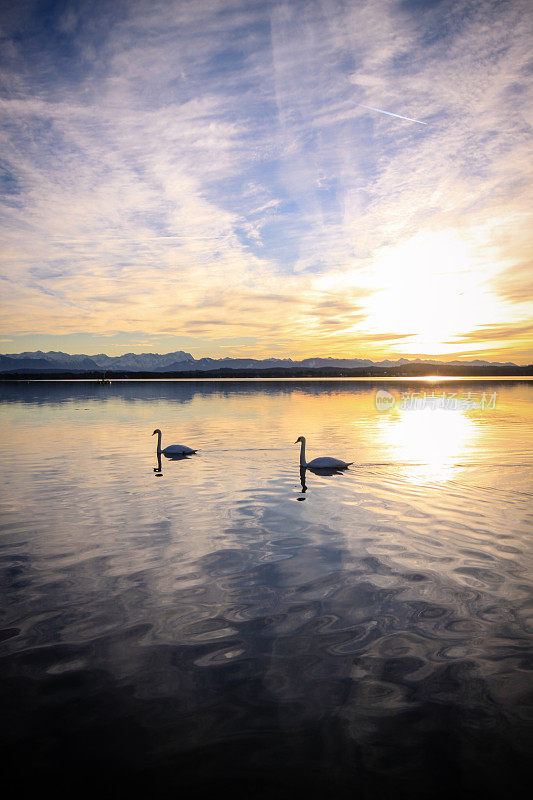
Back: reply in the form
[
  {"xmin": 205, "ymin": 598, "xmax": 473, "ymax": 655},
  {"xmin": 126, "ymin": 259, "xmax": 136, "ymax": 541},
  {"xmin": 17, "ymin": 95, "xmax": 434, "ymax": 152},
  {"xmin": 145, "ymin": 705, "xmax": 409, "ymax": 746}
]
[{"xmin": 152, "ymin": 431, "xmax": 156, "ymax": 436}]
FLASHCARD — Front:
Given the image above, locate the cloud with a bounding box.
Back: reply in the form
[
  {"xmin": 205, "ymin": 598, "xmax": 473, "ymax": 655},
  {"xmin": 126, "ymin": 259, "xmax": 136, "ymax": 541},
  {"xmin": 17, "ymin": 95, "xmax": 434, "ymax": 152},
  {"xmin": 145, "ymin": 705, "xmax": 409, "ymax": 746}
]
[
  {"xmin": 451, "ymin": 322, "xmax": 533, "ymax": 343},
  {"xmin": 0, "ymin": 0, "xmax": 531, "ymax": 360}
]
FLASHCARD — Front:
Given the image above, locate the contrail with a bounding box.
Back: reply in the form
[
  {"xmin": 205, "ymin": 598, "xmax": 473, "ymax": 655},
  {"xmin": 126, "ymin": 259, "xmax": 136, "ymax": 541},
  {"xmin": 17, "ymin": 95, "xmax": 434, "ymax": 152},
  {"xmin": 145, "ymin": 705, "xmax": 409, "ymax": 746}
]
[{"xmin": 358, "ymin": 104, "xmax": 427, "ymax": 125}]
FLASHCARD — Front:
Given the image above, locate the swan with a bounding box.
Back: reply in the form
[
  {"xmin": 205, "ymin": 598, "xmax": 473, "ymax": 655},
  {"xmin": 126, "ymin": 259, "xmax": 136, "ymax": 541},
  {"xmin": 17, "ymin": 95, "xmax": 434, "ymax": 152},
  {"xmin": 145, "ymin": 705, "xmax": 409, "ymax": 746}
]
[
  {"xmin": 152, "ymin": 429, "xmax": 197, "ymax": 456},
  {"xmin": 295, "ymin": 436, "xmax": 352, "ymax": 470}
]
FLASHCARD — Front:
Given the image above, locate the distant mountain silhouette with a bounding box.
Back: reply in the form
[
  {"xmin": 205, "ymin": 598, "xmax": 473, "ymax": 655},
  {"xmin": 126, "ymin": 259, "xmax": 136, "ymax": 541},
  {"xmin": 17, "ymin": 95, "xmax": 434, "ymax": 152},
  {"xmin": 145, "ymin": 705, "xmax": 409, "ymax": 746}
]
[
  {"xmin": 0, "ymin": 349, "xmax": 524, "ymax": 374},
  {"xmin": 3, "ymin": 351, "xmax": 100, "ymax": 371},
  {"xmin": 0, "ymin": 354, "xmax": 57, "ymax": 371},
  {"xmin": 90, "ymin": 351, "xmax": 194, "ymax": 371}
]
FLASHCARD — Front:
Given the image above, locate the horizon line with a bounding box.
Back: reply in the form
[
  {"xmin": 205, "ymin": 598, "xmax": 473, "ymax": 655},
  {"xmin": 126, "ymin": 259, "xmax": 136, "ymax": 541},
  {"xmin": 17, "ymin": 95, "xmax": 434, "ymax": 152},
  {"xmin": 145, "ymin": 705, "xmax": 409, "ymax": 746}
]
[{"xmin": 1, "ymin": 349, "xmax": 531, "ymax": 367}]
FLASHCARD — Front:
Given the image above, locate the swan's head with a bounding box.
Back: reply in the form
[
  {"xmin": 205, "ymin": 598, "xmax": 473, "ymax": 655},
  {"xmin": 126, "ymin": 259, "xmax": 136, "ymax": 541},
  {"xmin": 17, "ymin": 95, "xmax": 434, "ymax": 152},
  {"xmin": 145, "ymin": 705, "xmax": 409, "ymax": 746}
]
[
  {"xmin": 152, "ymin": 429, "xmax": 162, "ymax": 436},
  {"xmin": 295, "ymin": 436, "xmax": 306, "ymax": 444}
]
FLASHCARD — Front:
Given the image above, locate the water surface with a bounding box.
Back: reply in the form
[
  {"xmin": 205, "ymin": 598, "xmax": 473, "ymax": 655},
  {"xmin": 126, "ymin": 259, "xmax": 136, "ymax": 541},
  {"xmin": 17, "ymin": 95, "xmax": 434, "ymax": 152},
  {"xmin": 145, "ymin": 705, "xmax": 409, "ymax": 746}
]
[{"xmin": 1, "ymin": 380, "xmax": 531, "ymax": 796}]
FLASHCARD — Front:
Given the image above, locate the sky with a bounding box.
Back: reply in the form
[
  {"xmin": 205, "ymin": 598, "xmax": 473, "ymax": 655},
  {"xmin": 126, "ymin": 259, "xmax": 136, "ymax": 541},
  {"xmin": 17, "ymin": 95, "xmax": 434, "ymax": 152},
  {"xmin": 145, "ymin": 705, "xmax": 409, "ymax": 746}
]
[{"xmin": 0, "ymin": 0, "xmax": 532, "ymax": 362}]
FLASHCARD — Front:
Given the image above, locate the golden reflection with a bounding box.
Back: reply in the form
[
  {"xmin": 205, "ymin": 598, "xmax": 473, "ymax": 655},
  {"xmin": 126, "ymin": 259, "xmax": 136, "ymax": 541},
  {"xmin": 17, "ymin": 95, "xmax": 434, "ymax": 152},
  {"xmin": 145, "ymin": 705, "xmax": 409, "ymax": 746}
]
[{"xmin": 377, "ymin": 408, "xmax": 478, "ymax": 484}]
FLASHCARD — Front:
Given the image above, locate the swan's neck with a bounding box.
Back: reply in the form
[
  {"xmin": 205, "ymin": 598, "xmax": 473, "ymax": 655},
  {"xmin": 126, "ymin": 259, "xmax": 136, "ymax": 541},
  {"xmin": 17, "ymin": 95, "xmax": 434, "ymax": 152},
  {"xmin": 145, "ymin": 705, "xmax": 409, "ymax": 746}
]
[
  {"xmin": 299, "ymin": 439, "xmax": 307, "ymax": 466},
  {"xmin": 156, "ymin": 431, "xmax": 162, "ymax": 452}
]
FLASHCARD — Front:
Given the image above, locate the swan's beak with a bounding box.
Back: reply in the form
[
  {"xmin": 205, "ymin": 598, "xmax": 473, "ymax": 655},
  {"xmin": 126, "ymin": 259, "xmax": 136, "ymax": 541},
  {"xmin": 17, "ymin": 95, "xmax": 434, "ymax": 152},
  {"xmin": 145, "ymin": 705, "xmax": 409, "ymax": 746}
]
[
  {"xmin": 152, "ymin": 431, "xmax": 156, "ymax": 436},
  {"xmin": 294, "ymin": 439, "xmax": 299, "ymax": 444}
]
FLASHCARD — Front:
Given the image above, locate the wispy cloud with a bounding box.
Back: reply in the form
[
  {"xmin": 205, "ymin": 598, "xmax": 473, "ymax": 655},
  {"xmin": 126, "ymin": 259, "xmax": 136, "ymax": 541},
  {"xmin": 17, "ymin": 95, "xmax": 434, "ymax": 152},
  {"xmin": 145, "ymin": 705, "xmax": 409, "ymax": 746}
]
[{"xmin": 0, "ymin": 0, "xmax": 531, "ymax": 360}]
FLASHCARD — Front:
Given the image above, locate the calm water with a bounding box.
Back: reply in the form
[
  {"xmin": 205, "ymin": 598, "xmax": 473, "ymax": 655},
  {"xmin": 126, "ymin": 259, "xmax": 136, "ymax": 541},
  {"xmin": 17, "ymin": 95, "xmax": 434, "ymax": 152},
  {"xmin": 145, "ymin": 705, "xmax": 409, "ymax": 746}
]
[{"xmin": 1, "ymin": 380, "xmax": 532, "ymax": 797}]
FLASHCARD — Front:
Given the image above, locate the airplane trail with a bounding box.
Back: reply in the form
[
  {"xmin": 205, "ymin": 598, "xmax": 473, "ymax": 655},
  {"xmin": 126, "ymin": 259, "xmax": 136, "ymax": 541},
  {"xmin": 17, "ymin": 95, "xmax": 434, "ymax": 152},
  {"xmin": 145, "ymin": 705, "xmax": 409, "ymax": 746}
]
[{"xmin": 358, "ymin": 104, "xmax": 427, "ymax": 125}]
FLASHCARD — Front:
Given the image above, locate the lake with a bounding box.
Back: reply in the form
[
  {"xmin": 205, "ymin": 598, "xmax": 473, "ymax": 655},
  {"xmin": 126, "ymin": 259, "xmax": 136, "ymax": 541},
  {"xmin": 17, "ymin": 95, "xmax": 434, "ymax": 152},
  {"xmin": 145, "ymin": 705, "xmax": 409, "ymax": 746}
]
[{"xmin": 0, "ymin": 379, "xmax": 531, "ymax": 797}]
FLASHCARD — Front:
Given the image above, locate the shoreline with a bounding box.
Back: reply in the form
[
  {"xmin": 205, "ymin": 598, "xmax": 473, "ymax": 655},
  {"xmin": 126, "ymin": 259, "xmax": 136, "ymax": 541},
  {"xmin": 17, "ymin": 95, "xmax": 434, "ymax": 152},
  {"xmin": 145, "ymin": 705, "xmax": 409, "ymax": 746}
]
[
  {"xmin": 2, "ymin": 375, "xmax": 532, "ymax": 384},
  {"xmin": 1, "ymin": 365, "xmax": 532, "ymax": 382}
]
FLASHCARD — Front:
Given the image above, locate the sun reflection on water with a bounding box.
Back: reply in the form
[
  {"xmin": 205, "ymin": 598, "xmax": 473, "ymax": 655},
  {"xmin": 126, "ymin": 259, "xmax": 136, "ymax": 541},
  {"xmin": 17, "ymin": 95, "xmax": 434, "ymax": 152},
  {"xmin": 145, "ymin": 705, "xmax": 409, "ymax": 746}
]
[{"xmin": 377, "ymin": 407, "xmax": 479, "ymax": 484}]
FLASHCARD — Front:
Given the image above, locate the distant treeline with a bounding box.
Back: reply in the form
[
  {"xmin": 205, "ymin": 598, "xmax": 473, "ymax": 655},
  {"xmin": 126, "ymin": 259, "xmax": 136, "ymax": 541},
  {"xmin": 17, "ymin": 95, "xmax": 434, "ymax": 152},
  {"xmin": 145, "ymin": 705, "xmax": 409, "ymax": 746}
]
[{"xmin": 1, "ymin": 363, "xmax": 532, "ymax": 380}]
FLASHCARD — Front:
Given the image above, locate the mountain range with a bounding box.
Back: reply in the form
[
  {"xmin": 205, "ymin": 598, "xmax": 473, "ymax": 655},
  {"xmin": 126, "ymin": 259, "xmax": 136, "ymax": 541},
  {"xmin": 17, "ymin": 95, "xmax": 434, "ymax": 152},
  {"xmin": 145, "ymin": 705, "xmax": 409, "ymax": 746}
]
[{"xmin": 0, "ymin": 350, "xmax": 523, "ymax": 373}]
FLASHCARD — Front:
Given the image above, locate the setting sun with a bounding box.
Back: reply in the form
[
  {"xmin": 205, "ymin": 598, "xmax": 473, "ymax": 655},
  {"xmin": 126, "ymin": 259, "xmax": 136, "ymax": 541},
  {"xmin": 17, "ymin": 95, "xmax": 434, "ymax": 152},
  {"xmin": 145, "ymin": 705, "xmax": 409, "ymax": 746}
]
[{"xmin": 361, "ymin": 231, "xmax": 505, "ymax": 355}]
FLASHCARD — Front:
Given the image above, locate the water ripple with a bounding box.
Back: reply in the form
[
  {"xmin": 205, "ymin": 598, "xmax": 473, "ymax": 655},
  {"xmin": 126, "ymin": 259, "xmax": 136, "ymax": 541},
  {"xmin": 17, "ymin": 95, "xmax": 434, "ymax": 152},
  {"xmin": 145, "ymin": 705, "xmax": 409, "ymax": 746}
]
[{"xmin": 1, "ymin": 380, "xmax": 531, "ymax": 795}]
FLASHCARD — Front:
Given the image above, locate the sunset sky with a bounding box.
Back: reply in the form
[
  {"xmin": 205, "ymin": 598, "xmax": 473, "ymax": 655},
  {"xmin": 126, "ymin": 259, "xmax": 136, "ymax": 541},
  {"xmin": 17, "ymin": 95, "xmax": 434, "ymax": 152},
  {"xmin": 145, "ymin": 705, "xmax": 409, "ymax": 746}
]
[{"xmin": 0, "ymin": 0, "xmax": 531, "ymax": 362}]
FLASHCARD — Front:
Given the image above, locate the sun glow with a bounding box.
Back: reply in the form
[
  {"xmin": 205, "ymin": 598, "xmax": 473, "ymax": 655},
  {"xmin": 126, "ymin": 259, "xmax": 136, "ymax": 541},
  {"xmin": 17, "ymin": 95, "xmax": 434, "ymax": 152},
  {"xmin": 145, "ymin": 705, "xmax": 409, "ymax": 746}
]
[{"xmin": 361, "ymin": 231, "xmax": 503, "ymax": 355}]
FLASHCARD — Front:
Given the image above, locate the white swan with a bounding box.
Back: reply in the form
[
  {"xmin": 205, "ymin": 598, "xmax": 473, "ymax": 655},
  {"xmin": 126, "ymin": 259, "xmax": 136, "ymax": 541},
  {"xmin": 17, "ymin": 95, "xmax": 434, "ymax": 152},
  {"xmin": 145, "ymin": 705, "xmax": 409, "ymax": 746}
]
[
  {"xmin": 295, "ymin": 435, "xmax": 352, "ymax": 469},
  {"xmin": 152, "ymin": 429, "xmax": 197, "ymax": 456}
]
